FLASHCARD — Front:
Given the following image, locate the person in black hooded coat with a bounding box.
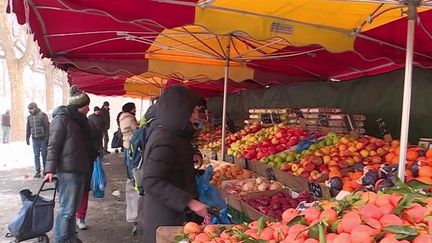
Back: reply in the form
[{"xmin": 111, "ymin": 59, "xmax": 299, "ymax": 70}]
[{"xmin": 141, "ymin": 85, "xmax": 208, "ymax": 243}]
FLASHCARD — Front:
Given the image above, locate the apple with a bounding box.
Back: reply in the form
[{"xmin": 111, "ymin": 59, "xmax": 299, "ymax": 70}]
[
  {"xmin": 374, "ymin": 139, "xmax": 385, "ymax": 148},
  {"xmin": 309, "ymin": 156, "xmax": 323, "ymax": 166},
  {"xmin": 369, "ymin": 150, "xmax": 377, "ymax": 156},
  {"xmin": 345, "ymin": 157, "xmax": 355, "ymax": 166},
  {"xmin": 275, "ymin": 132, "xmax": 283, "ymax": 139},
  {"xmin": 348, "ymin": 146, "xmax": 357, "ymax": 153},
  {"xmin": 359, "ymin": 149, "xmax": 369, "ymax": 158},
  {"xmin": 276, "ymin": 144, "xmax": 285, "ymax": 152},
  {"xmin": 271, "ymin": 138, "xmax": 279, "ymax": 145},
  {"xmin": 353, "ymin": 154, "xmax": 363, "ymax": 163},
  {"xmin": 342, "ymin": 150, "xmax": 353, "ymax": 157},
  {"xmin": 291, "ymin": 164, "xmax": 299, "ymax": 172},
  {"xmin": 318, "ymin": 164, "xmax": 329, "ymax": 171},
  {"xmin": 337, "ymin": 160, "xmax": 348, "ymax": 169},
  {"xmin": 366, "ymin": 143, "xmax": 377, "ymax": 151},
  {"xmin": 340, "ymin": 136, "xmax": 350, "ymax": 144},
  {"xmin": 279, "ymin": 137, "xmax": 287, "ymax": 144},
  {"xmin": 303, "ymin": 162, "xmax": 315, "ymax": 172},
  {"xmin": 300, "ymin": 171, "xmax": 310, "ymax": 178},
  {"xmin": 355, "ymin": 142, "xmax": 365, "ymax": 150},
  {"xmin": 286, "ymin": 154, "xmax": 295, "ymax": 162},
  {"xmin": 370, "ymin": 155, "xmax": 382, "ymax": 164},
  {"xmin": 320, "ymin": 147, "xmax": 330, "ymax": 155},
  {"xmin": 322, "ymin": 155, "xmax": 331, "ymax": 164},
  {"xmin": 314, "ymin": 150, "xmax": 324, "ymax": 157},
  {"xmin": 376, "ymin": 147, "xmax": 386, "ymax": 157}
]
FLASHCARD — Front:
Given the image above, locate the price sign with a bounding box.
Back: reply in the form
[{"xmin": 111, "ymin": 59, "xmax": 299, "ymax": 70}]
[
  {"xmin": 293, "ymin": 108, "xmax": 304, "ymax": 118},
  {"xmin": 318, "ymin": 114, "xmax": 329, "ymax": 127},
  {"xmin": 260, "ymin": 113, "xmax": 272, "ymax": 124},
  {"xmin": 211, "ymin": 150, "xmax": 218, "ymax": 160},
  {"xmin": 225, "ymin": 154, "xmax": 235, "ymax": 163},
  {"xmin": 376, "ymin": 118, "xmax": 389, "ymax": 135},
  {"xmin": 308, "ymin": 181, "xmax": 323, "ymax": 198},
  {"xmin": 240, "ymin": 158, "xmax": 249, "ymax": 170},
  {"xmin": 271, "ymin": 113, "xmax": 282, "ymax": 123},
  {"xmin": 266, "ymin": 168, "xmax": 277, "ymax": 180}
]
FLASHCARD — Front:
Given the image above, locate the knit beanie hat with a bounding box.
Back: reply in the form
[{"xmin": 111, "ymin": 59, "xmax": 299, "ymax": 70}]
[
  {"xmin": 94, "ymin": 106, "xmax": 100, "ymax": 111},
  {"xmin": 28, "ymin": 102, "xmax": 38, "ymax": 109},
  {"xmin": 122, "ymin": 102, "xmax": 136, "ymax": 113},
  {"xmin": 68, "ymin": 85, "xmax": 90, "ymax": 108}
]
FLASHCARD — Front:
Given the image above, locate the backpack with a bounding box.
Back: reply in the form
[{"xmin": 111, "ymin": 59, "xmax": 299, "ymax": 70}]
[
  {"xmin": 111, "ymin": 128, "xmax": 123, "ymax": 149},
  {"xmin": 128, "ymin": 125, "xmax": 147, "ymax": 170}
]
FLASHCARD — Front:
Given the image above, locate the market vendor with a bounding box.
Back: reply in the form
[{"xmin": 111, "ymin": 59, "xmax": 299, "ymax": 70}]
[{"xmin": 140, "ymin": 85, "xmax": 208, "ymax": 243}]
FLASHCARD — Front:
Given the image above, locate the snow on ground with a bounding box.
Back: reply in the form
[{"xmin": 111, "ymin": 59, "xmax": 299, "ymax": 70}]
[{"xmin": 0, "ymin": 142, "xmax": 35, "ymax": 171}]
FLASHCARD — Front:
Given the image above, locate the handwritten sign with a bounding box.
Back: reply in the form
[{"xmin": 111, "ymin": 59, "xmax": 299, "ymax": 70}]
[
  {"xmin": 271, "ymin": 113, "xmax": 282, "ymax": 123},
  {"xmin": 211, "ymin": 150, "xmax": 218, "ymax": 160},
  {"xmin": 343, "ymin": 114, "xmax": 356, "ymax": 131},
  {"xmin": 293, "ymin": 108, "xmax": 304, "ymax": 118},
  {"xmin": 376, "ymin": 118, "xmax": 389, "ymax": 135},
  {"xmin": 225, "ymin": 154, "xmax": 235, "ymax": 163},
  {"xmin": 318, "ymin": 114, "xmax": 329, "ymax": 127},
  {"xmin": 266, "ymin": 168, "xmax": 277, "ymax": 180},
  {"xmin": 308, "ymin": 181, "xmax": 323, "ymax": 198}
]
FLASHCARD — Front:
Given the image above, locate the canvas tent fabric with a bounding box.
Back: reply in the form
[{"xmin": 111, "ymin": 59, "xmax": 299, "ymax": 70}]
[{"xmin": 8, "ymin": 0, "xmax": 432, "ymax": 97}]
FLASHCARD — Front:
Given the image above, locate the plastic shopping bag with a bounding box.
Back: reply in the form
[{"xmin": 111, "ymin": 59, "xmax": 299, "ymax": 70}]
[{"xmin": 91, "ymin": 157, "xmax": 106, "ymax": 198}]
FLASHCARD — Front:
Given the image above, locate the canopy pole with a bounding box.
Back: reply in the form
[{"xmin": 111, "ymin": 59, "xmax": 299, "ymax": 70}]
[
  {"xmin": 398, "ymin": 1, "xmax": 417, "ymax": 181},
  {"xmin": 221, "ymin": 36, "xmax": 231, "ymax": 160}
]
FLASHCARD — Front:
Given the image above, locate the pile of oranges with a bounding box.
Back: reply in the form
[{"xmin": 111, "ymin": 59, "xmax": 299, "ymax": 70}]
[{"xmin": 178, "ymin": 190, "xmax": 432, "ymax": 243}]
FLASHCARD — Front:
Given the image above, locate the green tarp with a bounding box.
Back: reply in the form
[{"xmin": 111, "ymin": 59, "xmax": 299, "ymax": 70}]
[{"xmin": 207, "ymin": 68, "xmax": 432, "ymax": 144}]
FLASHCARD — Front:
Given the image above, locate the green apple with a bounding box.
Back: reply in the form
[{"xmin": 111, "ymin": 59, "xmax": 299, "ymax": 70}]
[
  {"xmin": 273, "ymin": 156, "xmax": 283, "ymax": 164},
  {"xmin": 268, "ymin": 154, "xmax": 276, "ymax": 161},
  {"xmin": 286, "ymin": 154, "xmax": 295, "ymax": 162},
  {"xmin": 279, "ymin": 152, "xmax": 288, "ymax": 161}
]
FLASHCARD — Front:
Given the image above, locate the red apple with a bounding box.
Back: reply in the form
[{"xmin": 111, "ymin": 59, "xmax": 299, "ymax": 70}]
[{"xmin": 271, "ymin": 138, "xmax": 279, "ymax": 145}]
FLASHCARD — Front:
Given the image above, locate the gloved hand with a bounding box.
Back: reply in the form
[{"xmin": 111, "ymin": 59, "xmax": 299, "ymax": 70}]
[{"xmin": 26, "ymin": 138, "xmax": 30, "ymax": 145}]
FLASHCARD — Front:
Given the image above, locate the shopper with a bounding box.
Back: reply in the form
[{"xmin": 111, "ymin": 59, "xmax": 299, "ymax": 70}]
[
  {"xmin": 100, "ymin": 101, "xmax": 110, "ymax": 153},
  {"xmin": 75, "ymin": 106, "xmax": 105, "ymax": 230},
  {"xmin": 26, "ymin": 102, "xmax": 50, "ymax": 178},
  {"xmin": 119, "ymin": 102, "xmax": 138, "ymax": 178},
  {"xmin": 44, "ymin": 85, "xmax": 91, "ymax": 243},
  {"xmin": 141, "ymin": 85, "xmax": 208, "ymax": 243},
  {"xmin": 2, "ymin": 109, "xmax": 10, "ymax": 144}
]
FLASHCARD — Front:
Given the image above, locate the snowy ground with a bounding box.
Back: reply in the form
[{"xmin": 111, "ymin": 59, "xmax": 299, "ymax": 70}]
[{"xmin": 0, "ymin": 143, "xmax": 142, "ymax": 243}]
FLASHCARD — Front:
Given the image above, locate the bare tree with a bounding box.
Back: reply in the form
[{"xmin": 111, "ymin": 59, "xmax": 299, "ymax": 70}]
[{"xmin": 0, "ymin": 2, "xmax": 35, "ymax": 141}]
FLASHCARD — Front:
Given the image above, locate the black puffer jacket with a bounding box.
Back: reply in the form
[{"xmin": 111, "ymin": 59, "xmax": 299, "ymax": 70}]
[
  {"xmin": 26, "ymin": 108, "xmax": 49, "ymax": 140},
  {"xmin": 141, "ymin": 86, "xmax": 200, "ymax": 243},
  {"xmin": 45, "ymin": 106, "xmax": 91, "ymax": 174}
]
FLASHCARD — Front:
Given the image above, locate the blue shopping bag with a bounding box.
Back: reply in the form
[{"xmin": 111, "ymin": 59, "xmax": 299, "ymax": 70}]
[{"xmin": 91, "ymin": 157, "xmax": 106, "ymax": 198}]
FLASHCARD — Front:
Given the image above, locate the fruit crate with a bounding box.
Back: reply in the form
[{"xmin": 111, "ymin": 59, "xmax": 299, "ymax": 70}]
[{"xmin": 240, "ymin": 189, "xmax": 299, "ymax": 221}]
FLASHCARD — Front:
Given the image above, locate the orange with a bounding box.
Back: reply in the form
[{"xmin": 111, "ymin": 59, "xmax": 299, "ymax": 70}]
[
  {"xmin": 258, "ymin": 227, "xmax": 275, "ymax": 241},
  {"xmin": 379, "ymin": 236, "xmax": 401, "ymax": 243},
  {"xmin": 282, "ymin": 208, "xmax": 299, "ymax": 223},
  {"xmin": 404, "ymin": 204, "xmax": 429, "ymax": 224},
  {"xmin": 302, "ymin": 207, "xmax": 321, "ymax": 225},
  {"xmin": 420, "ymin": 166, "xmax": 432, "ymax": 177},
  {"xmin": 363, "ymin": 217, "xmax": 383, "ymax": 233},
  {"xmin": 341, "ymin": 212, "xmax": 362, "ymax": 233},
  {"xmin": 426, "ymin": 149, "xmax": 432, "ymax": 159},
  {"xmin": 193, "ymin": 232, "xmax": 212, "ymax": 242},
  {"xmin": 203, "ymin": 225, "xmax": 218, "ymax": 235},
  {"xmin": 360, "ymin": 191, "xmax": 378, "ymax": 204},
  {"xmin": 304, "ymin": 239, "xmax": 319, "ymax": 243},
  {"xmin": 385, "ymin": 153, "xmax": 394, "ymax": 163},
  {"xmin": 329, "ymin": 170, "xmax": 342, "ymax": 179},
  {"xmin": 326, "ymin": 233, "xmax": 338, "ymax": 243},
  {"xmin": 407, "ymin": 150, "xmax": 419, "ymax": 161},
  {"xmin": 350, "ymin": 224, "xmax": 376, "ymax": 243},
  {"xmin": 375, "ymin": 194, "xmax": 391, "ymax": 207},
  {"xmin": 220, "ymin": 230, "xmax": 231, "ymax": 240},
  {"xmin": 350, "ymin": 172, "xmax": 363, "ymax": 180},
  {"xmin": 390, "ymin": 193, "xmax": 403, "ymax": 208},
  {"xmin": 379, "ymin": 204, "xmax": 395, "ymax": 215},
  {"xmin": 333, "ymin": 233, "xmax": 352, "ymax": 243},
  {"xmin": 248, "ymin": 221, "xmax": 258, "ymax": 230},
  {"xmin": 358, "ymin": 204, "xmax": 382, "ymax": 220},
  {"xmin": 320, "ymin": 208, "xmax": 338, "ymax": 225},
  {"xmin": 379, "ymin": 214, "xmax": 403, "ymax": 227},
  {"xmin": 244, "ymin": 229, "xmax": 258, "ymax": 239},
  {"xmin": 412, "ymin": 234, "xmax": 432, "ymax": 243},
  {"xmin": 390, "ymin": 155, "xmax": 400, "ymax": 165},
  {"xmin": 184, "ymin": 222, "xmax": 201, "ymax": 234},
  {"xmin": 287, "ymin": 224, "xmax": 308, "ymax": 241}
]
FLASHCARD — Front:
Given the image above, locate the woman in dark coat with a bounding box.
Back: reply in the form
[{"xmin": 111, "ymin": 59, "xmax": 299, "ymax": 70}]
[{"xmin": 141, "ymin": 85, "xmax": 208, "ymax": 243}]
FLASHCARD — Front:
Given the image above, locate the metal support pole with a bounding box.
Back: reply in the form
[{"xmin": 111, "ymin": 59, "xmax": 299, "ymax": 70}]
[
  {"xmin": 398, "ymin": 1, "xmax": 417, "ymax": 181},
  {"xmin": 221, "ymin": 37, "xmax": 231, "ymax": 160}
]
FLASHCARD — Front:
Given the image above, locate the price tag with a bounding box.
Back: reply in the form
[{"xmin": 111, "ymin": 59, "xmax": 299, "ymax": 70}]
[
  {"xmin": 293, "ymin": 108, "xmax": 304, "ymax": 118},
  {"xmin": 308, "ymin": 181, "xmax": 323, "ymax": 198},
  {"xmin": 376, "ymin": 118, "xmax": 389, "ymax": 135},
  {"xmin": 266, "ymin": 168, "xmax": 277, "ymax": 180},
  {"xmin": 271, "ymin": 113, "xmax": 282, "ymax": 123},
  {"xmin": 225, "ymin": 154, "xmax": 234, "ymax": 163},
  {"xmin": 260, "ymin": 113, "xmax": 272, "ymax": 124},
  {"xmin": 211, "ymin": 150, "xmax": 218, "ymax": 160},
  {"xmin": 240, "ymin": 158, "xmax": 249, "ymax": 170},
  {"xmin": 318, "ymin": 114, "xmax": 329, "ymax": 127}
]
